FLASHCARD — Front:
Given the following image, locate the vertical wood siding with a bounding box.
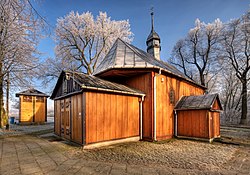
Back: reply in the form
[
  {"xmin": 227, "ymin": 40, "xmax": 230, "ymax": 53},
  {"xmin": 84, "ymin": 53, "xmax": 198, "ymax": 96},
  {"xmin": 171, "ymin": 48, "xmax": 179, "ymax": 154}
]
[
  {"xmin": 20, "ymin": 96, "xmax": 34, "ymax": 122},
  {"xmin": 34, "ymin": 97, "xmax": 46, "ymax": 122},
  {"xmin": 54, "ymin": 100, "xmax": 61, "ymax": 136},
  {"xmin": 156, "ymin": 74, "xmax": 205, "ymax": 140},
  {"xmin": 85, "ymin": 92, "xmax": 140, "ymax": 144},
  {"xmin": 19, "ymin": 95, "xmax": 47, "ymax": 123},
  {"xmin": 125, "ymin": 72, "xmax": 154, "ymax": 140},
  {"xmin": 71, "ymin": 94, "xmax": 83, "ymax": 144},
  {"xmin": 212, "ymin": 99, "xmax": 221, "ymax": 110},
  {"xmin": 177, "ymin": 110, "xmax": 209, "ymax": 138},
  {"xmin": 209, "ymin": 111, "xmax": 220, "ymax": 138}
]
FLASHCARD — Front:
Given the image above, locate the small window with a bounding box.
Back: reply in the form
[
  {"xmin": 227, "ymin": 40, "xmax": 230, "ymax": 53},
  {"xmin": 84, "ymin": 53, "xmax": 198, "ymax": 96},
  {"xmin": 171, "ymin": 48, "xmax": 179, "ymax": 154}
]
[
  {"xmin": 23, "ymin": 96, "xmax": 32, "ymax": 102},
  {"xmin": 36, "ymin": 96, "xmax": 44, "ymax": 103}
]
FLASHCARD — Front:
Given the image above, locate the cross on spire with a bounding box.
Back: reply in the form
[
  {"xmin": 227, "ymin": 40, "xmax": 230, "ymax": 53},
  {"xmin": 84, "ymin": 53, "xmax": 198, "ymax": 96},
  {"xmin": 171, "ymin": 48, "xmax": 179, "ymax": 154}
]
[{"xmin": 150, "ymin": 7, "xmax": 154, "ymax": 32}]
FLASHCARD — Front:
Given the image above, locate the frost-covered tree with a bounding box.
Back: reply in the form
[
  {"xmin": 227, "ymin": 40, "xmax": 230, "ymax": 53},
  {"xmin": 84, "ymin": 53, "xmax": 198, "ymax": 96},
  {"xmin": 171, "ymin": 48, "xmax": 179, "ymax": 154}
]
[
  {"xmin": 217, "ymin": 63, "xmax": 242, "ymax": 124},
  {"xmin": 170, "ymin": 19, "xmax": 223, "ymax": 87},
  {"xmin": 0, "ymin": 0, "xmax": 44, "ymax": 127},
  {"xmin": 220, "ymin": 10, "xmax": 250, "ymax": 124},
  {"xmin": 54, "ymin": 11, "xmax": 133, "ymax": 75}
]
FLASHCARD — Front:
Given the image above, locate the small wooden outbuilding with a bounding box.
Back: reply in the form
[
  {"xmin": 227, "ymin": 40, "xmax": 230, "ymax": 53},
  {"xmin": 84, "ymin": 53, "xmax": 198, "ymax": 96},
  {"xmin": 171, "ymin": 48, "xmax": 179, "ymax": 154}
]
[
  {"xmin": 174, "ymin": 94, "xmax": 222, "ymax": 141},
  {"xmin": 50, "ymin": 71, "xmax": 145, "ymax": 146},
  {"xmin": 16, "ymin": 89, "xmax": 49, "ymax": 124}
]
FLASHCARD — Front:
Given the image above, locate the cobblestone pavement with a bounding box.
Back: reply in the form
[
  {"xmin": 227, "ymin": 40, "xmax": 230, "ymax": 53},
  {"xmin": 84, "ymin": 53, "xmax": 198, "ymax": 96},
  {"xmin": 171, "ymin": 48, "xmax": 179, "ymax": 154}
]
[
  {"xmin": 0, "ymin": 134, "xmax": 249, "ymax": 175},
  {"xmin": 0, "ymin": 124, "xmax": 250, "ymax": 175}
]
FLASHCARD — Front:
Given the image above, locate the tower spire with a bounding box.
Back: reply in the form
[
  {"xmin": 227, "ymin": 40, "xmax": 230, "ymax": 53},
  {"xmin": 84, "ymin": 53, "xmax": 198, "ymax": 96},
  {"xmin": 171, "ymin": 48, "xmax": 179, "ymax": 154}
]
[
  {"xmin": 146, "ymin": 7, "xmax": 161, "ymax": 60},
  {"xmin": 151, "ymin": 7, "xmax": 154, "ymax": 32}
]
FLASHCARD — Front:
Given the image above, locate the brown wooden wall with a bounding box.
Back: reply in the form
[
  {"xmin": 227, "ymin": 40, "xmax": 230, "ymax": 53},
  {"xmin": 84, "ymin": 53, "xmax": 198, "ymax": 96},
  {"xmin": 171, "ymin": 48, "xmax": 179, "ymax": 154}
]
[
  {"xmin": 20, "ymin": 96, "xmax": 33, "ymax": 122},
  {"xmin": 209, "ymin": 111, "xmax": 220, "ymax": 138},
  {"xmin": 71, "ymin": 94, "xmax": 83, "ymax": 144},
  {"xmin": 19, "ymin": 95, "xmax": 47, "ymax": 123},
  {"xmin": 177, "ymin": 110, "xmax": 209, "ymax": 138},
  {"xmin": 125, "ymin": 73, "xmax": 154, "ymax": 140},
  {"xmin": 54, "ymin": 94, "xmax": 83, "ymax": 144},
  {"xmin": 54, "ymin": 100, "xmax": 61, "ymax": 136},
  {"xmin": 85, "ymin": 92, "xmax": 140, "ymax": 144},
  {"xmin": 124, "ymin": 72, "xmax": 205, "ymax": 141},
  {"xmin": 212, "ymin": 99, "xmax": 221, "ymax": 110},
  {"xmin": 155, "ymin": 74, "xmax": 205, "ymax": 140},
  {"xmin": 34, "ymin": 98, "xmax": 46, "ymax": 122}
]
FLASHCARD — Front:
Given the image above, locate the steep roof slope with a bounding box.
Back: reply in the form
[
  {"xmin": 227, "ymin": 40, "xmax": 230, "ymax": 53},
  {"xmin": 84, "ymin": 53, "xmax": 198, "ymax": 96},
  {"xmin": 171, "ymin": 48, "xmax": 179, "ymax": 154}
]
[
  {"xmin": 175, "ymin": 94, "xmax": 222, "ymax": 111},
  {"xmin": 16, "ymin": 89, "xmax": 49, "ymax": 97},
  {"xmin": 93, "ymin": 38, "xmax": 205, "ymax": 89}
]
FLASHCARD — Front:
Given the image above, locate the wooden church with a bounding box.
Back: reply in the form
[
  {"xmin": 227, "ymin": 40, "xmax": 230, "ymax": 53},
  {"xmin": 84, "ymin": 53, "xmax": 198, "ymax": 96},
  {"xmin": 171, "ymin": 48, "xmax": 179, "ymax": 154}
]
[{"xmin": 51, "ymin": 12, "xmax": 221, "ymax": 146}]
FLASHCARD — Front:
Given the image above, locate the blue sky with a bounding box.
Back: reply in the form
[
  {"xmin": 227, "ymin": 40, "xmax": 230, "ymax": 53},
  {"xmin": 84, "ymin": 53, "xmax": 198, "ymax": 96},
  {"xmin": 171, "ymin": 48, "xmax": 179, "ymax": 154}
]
[{"xmin": 37, "ymin": 0, "xmax": 250, "ymax": 62}]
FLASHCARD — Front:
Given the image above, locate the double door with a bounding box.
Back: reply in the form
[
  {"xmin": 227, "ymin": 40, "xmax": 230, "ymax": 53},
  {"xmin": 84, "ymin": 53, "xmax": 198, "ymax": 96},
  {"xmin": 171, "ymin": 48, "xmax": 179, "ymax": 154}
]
[{"xmin": 61, "ymin": 98, "xmax": 71, "ymax": 139}]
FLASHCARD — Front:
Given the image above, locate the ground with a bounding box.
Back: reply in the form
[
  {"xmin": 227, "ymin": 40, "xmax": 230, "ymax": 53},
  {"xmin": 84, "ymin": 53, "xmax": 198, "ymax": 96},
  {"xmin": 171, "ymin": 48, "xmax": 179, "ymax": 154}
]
[{"xmin": 0, "ymin": 123, "xmax": 249, "ymax": 175}]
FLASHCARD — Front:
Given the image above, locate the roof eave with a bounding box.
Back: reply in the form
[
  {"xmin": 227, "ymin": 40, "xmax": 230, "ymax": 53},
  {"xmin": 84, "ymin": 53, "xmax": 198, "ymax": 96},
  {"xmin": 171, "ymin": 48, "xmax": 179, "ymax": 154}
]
[{"xmin": 81, "ymin": 85, "xmax": 146, "ymax": 97}]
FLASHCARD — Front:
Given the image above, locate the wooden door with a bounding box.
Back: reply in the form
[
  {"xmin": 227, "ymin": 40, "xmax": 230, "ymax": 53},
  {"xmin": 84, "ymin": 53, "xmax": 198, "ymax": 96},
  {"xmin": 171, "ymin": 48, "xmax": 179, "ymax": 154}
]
[
  {"xmin": 54, "ymin": 100, "xmax": 61, "ymax": 136},
  {"xmin": 61, "ymin": 98, "xmax": 71, "ymax": 139},
  {"xmin": 64, "ymin": 98, "xmax": 71, "ymax": 139},
  {"xmin": 60, "ymin": 100, "xmax": 65, "ymax": 136},
  {"xmin": 71, "ymin": 94, "xmax": 83, "ymax": 144}
]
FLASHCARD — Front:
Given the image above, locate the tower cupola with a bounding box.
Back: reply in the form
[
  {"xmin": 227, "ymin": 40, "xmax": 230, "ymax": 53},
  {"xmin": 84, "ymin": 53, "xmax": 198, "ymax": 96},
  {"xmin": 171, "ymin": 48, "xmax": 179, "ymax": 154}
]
[{"xmin": 146, "ymin": 10, "xmax": 161, "ymax": 60}]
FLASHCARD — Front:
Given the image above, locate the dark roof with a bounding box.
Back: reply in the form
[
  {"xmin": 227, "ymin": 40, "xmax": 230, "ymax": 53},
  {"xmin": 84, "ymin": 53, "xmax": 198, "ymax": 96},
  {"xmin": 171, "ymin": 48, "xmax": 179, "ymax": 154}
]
[
  {"xmin": 93, "ymin": 38, "xmax": 205, "ymax": 89},
  {"xmin": 174, "ymin": 94, "xmax": 222, "ymax": 111},
  {"xmin": 50, "ymin": 71, "xmax": 145, "ymax": 99},
  {"xmin": 147, "ymin": 30, "xmax": 160, "ymax": 42},
  {"xmin": 16, "ymin": 89, "xmax": 49, "ymax": 97}
]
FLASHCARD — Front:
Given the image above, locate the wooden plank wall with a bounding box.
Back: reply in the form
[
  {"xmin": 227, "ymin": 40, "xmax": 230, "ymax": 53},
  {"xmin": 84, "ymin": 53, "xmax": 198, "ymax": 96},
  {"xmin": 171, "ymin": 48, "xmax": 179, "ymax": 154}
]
[
  {"xmin": 54, "ymin": 100, "xmax": 61, "ymax": 136},
  {"xmin": 212, "ymin": 99, "xmax": 221, "ymax": 110},
  {"xmin": 177, "ymin": 110, "xmax": 209, "ymax": 138},
  {"xmin": 156, "ymin": 74, "xmax": 205, "ymax": 140},
  {"xmin": 125, "ymin": 73, "xmax": 154, "ymax": 140},
  {"xmin": 85, "ymin": 92, "xmax": 140, "ymax": 144},
  {"xmin": 71, "ymin": 94, "xmax": 83, "ymax": 144},
  {"xmin": 20, "ymin": 95, "xmax": 47, "ymax": 123},
  {"xmin": 34, "ymin": 97, "xmax": 46, "ymax": 122},
  {"xmin": 209, "ymin": 111, "xmax": 220, "ymax": 138},
  {"xmin": 20, "ymin": 96, "xmax": 33, "ymax": 122}
]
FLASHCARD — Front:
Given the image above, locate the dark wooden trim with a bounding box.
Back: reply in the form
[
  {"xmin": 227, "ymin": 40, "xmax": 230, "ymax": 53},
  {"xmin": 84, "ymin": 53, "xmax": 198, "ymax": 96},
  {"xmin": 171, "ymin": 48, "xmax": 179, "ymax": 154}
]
[
  {"xmin": 19, "ymin": 96, "xmax": 22, "ymax": 123},
  {"xmin": 33, "ymin": 96, "xmax": 35, "ymax": 122},
  {"xmin": 45, "ymin": 98, "xmax": 47, "ymax": 122},
  {"xmin": 54, "ymin": 100, "xmax": 55, "ymax": 133},
  {"xmin": 82, "ymin": 92, "xmax": 86, "ymax": 145},
  {"xmin": 70, "ymin": 97, "xmax": 72, "ymax": 140},
  {"xmin": 53, "ymin": 90, "xmax": 82, "ymax": 100}
]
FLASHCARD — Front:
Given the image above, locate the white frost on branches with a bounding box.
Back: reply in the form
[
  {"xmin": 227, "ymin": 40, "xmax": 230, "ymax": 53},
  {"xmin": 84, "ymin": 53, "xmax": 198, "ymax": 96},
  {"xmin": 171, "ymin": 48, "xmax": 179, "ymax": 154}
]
[
  {"xmin": 54, "ymin": 11, "xmax": 133, "ymax": 74},
  {"xmin": 171, "ymin": 18, "xmax": 223, "ymax": 86}
]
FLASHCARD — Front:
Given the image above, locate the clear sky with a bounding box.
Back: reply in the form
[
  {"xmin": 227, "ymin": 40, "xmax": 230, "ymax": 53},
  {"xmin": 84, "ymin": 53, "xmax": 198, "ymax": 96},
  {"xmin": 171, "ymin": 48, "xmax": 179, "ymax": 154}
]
[{"xmin": 36, "ymin": 0, "xmax": 250, "ymax": 62}]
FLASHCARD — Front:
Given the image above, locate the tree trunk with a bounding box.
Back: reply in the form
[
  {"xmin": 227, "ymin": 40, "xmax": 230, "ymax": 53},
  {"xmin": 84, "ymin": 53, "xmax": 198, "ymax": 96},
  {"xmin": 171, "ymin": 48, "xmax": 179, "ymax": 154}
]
[
  {"xmin": 240, "ymin": 78, "xmax": 248, "ymax": 125},
  {"xmin": 200, "ymin": 72, "xmax": 206, "ymax": 86},
  {"xmin": 0, "ymin": 75, "xmax": 3, "ymax": 128},
  {"xmin": 6, "ymin": 72, "xmax": 10, "ymax": 122}
]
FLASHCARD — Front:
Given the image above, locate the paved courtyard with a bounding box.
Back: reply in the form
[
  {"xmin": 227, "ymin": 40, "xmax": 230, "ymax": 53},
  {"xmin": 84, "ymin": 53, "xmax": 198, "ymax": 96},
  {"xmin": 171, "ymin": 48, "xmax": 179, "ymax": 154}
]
[{"xmin": 0, "ymin": 124, "xmax": 249, "ymax": 175}]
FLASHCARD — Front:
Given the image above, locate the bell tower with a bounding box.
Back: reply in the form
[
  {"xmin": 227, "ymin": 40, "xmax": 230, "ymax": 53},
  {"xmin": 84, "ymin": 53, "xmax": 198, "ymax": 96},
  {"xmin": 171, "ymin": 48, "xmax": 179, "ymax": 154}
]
[{"xmin": 146, "ymin": 9, "xmax": 161, "ymax": 60}]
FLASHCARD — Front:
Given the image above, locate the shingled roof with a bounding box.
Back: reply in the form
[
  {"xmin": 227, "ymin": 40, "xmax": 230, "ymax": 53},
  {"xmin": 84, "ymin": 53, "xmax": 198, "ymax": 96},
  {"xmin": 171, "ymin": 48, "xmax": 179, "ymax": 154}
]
[
  {"xmin": 50, "ymin": 71, "xmax": 145, "ymax": 99},
  {"xmin": 93, "ymin": 38, "xmax": 205, "ymax": 89},
  {"xmin": 175, "ymin": 94, "xmax": 222, "ymax": 111},
  {"xmin": 94, "ymin": 38, "xmax": 186, "ymax": 76},
  {"xmin": 16, "ymin": 89, "xmax": 49, "ymax": 97}
]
